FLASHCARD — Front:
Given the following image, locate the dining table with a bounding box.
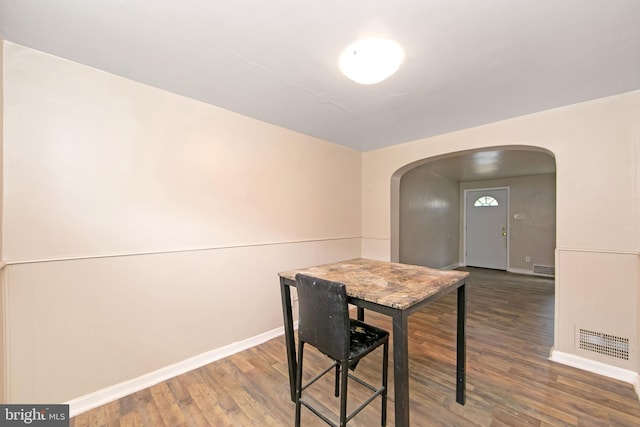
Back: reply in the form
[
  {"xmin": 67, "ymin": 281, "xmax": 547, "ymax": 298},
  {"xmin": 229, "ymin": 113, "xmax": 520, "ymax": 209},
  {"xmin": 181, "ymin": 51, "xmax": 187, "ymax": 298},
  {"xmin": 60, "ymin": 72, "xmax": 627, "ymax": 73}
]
[{"xmin": 278, "ymin": 258, "xmax": 469, "ymax": 427}]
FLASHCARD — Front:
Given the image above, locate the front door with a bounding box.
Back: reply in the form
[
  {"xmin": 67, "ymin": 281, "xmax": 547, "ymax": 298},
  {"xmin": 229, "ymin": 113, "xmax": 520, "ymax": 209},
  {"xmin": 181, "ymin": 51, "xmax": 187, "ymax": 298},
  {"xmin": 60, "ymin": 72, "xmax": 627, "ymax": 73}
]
[{"xmin": 465, "ymin": 188, "xmax": 508, "ymax": 270}]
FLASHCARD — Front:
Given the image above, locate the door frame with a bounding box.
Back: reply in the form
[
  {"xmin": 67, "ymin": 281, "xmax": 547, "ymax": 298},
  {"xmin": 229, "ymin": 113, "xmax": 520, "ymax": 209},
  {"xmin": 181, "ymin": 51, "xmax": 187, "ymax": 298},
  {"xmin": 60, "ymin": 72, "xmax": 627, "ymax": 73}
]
[{"xmin": 463, "ymin": 186, "xmax": 511, "ymax": 270}]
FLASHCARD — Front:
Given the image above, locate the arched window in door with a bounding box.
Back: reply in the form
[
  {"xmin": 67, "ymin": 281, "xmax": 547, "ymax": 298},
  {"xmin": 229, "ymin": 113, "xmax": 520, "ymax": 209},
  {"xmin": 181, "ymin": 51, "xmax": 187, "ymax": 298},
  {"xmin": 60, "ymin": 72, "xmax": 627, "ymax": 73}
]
[{"xmin": 473, "ymin": 195, "xmax": 499, "ymax": 207}]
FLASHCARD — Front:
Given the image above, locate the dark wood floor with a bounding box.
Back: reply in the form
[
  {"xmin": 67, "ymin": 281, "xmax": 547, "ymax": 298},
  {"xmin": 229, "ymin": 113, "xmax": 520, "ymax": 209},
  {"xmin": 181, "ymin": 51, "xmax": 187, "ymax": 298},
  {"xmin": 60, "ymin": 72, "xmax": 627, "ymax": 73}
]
[{"xmin": 71, "ymin": 268, "xmax": 640, "ymax": 426}]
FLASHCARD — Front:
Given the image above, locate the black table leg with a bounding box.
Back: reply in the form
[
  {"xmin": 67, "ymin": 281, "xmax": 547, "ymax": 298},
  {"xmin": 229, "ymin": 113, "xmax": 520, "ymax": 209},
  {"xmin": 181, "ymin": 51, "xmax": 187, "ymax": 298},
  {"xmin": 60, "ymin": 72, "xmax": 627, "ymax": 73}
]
[
  {"xmin": 280, "ymin": 278, "xmax": 296, "ymax": 402},
  {"xmin": 357, "ymin": 307, "xmax": 365, "ymax": 321},
  {"xmin": 456, "ymin": 282, "xmax": 466, "ymax": 405},
  {"xmin": 392, "ymin": 310, "xmax": 410, "ymax": 426}
]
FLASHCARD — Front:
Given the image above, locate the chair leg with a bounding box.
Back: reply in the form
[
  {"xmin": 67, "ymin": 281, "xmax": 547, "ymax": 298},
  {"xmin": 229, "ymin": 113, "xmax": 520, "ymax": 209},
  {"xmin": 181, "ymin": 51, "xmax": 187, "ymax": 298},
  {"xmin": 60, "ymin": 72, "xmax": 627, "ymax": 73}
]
[
  {"xmin": 334, "ymin": 364, "xmax": 340, "ymax": 397},
  {"xmin": 295, "ymin": 341, "xmax": 305, "ymax": 427},
  {"xmin": 381, "ymin": 340, "xmax": 389, "ymax": 427},
  {"xmin": 339, "ymin": 361, "xmax": 349, "ymax": 427}
]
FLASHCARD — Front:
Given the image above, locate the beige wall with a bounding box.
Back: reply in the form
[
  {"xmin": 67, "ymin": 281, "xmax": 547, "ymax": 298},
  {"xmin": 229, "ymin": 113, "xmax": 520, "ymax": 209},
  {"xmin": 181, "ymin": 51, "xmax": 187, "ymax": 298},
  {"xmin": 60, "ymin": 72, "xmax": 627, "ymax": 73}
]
[
  {"xmin": 363, "ymin": 91, "xmax": 640, "ymax": 371},
  {"xmin": 460, "ymin": 174, "xmax": 556, "ymax": 272},
  {"xmin": 2, "ymin": 42, "xmax": 362, "ymax": 402},
  {"xmin": 0, "ymin": 38, "xmax": 5, "ymax": 403},
  {"xmin": 4, "ymin": 42, "xmax": 361, "ymax": 262},
  {"xmin": 556, "ymin": 249, "xmax": 639, "ymax": 368},
  {"xmin": 399, "ymin": 168, "xmax": 460, "ymax": 268},
  {"xmin": 5, "ymin": 240, "xmax": 361, "ymax": 403}
]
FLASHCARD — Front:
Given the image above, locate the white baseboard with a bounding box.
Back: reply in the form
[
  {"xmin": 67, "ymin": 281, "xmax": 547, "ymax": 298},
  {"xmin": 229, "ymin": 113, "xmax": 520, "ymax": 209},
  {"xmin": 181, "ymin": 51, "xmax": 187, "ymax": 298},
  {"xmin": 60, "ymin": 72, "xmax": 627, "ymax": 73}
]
[
  {"xmin": 458, "ymin": 265, "xmax": 539, "ymax": 276},
  {"xmin": 508, "ymin": 267, "xmax": 556, "ymax": 278},
  {"xmin": 442, "ymin": 262, "xmax": 462, "ymax": 270},
  {"xmin": 549, "ymin": 350, "xmax": 640, "ymax": 398},
  {"xmin": 508, "ymin": 267, "xmax": 533, "ymax": 275},
  {"xmin": 66, "ymin": 326, "xmax": 287, "ymax": 417}
]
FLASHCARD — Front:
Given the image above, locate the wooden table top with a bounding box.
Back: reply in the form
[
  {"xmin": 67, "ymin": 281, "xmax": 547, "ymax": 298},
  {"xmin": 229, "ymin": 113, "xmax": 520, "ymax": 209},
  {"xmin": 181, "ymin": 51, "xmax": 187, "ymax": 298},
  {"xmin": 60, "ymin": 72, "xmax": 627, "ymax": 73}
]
[{"xmin": 279, "ymin": 258, "xmax": 469, "ymax": 310}]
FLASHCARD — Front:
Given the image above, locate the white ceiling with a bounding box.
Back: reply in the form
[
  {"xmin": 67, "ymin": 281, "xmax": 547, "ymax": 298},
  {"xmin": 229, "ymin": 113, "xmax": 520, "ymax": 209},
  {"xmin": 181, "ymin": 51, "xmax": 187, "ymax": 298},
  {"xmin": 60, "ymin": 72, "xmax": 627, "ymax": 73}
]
[
  {"xmin": 410, "ymin": 149, "xmax": 556, "ymax": 182},
  {"xmin": 0, "ymin": 0, "xmax": 639, "ymax": 153}
]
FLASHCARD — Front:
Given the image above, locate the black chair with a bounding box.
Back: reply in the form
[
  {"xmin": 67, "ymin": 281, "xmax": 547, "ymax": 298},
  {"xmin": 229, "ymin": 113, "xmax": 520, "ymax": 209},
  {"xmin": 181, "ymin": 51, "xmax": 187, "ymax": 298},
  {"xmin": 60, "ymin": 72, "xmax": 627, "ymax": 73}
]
[{"xmin": 294, "ymin": 273, "xmax": 389, "ymax": 427}]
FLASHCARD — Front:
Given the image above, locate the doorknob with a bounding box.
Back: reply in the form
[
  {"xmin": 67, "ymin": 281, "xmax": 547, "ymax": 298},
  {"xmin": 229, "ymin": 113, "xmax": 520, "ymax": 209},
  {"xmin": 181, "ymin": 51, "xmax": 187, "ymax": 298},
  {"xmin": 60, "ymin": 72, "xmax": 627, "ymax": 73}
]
[{"xmin": 502, "ymin": 227, "xmax": 507, "ymax": 237}]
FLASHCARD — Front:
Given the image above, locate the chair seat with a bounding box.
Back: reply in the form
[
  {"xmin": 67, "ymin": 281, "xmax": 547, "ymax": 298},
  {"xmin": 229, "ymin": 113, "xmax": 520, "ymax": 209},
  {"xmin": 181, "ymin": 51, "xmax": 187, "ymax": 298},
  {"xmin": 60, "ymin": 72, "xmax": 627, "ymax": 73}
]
[{"xmin": 349, "ymin": 319, "xmax": 389, "ymax": 361}]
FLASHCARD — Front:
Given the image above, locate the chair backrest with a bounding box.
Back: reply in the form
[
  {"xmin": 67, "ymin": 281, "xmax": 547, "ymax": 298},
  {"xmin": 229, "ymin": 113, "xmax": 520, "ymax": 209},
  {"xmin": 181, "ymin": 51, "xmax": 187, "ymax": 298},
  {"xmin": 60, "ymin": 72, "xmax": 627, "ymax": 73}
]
[{"xmin": 295, "ymin": 273, "xmax": 350, "ymax": 361}]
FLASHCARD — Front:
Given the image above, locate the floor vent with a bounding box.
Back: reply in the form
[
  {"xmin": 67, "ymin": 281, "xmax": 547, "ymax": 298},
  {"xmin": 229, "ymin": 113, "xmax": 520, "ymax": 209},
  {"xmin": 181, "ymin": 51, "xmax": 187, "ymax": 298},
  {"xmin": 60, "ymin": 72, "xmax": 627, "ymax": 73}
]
[
  {"xmin": 533, "ymin": 264, "xmax": 555, "ymax": 276},
  {"xmin": 579, "ymin": 329, "xmax": 629, "ymax": 360}
]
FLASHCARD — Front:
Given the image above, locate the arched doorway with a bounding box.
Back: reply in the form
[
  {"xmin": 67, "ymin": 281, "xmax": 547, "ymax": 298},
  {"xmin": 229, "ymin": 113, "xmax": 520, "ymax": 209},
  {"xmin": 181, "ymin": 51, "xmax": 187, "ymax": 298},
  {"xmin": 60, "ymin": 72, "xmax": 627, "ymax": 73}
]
[{"xmin": 390, "ymin": 145, "xmax": 556, "ymax": 276}]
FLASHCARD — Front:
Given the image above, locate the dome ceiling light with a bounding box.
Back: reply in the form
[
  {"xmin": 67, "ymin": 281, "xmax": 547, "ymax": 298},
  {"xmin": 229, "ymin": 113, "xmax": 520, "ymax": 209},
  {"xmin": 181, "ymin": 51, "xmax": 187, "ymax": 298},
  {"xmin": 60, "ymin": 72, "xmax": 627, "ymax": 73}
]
[{"xmin": 338, "ymin": 38, "xmax": 405, "ymax": 85}]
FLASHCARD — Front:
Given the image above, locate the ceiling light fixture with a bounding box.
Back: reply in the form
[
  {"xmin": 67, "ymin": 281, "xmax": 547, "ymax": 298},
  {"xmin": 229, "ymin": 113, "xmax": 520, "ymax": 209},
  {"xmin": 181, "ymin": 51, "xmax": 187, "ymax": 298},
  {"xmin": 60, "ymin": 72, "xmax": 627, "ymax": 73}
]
[{"xmin": 339, "ymin": 38, "xmax": 404, "ymax": 85}]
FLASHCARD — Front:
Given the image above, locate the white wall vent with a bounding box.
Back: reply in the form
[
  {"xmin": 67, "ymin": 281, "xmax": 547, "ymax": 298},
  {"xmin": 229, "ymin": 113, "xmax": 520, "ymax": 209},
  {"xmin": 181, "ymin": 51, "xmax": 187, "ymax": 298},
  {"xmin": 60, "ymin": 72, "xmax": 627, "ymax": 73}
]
[
  {"xmin": 533, "ymin": 264, "xmax": 555, "ymax": 277},
  {"xmin": 579, "ymin": 329, "xmax": 629, "ymax": 360}
]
